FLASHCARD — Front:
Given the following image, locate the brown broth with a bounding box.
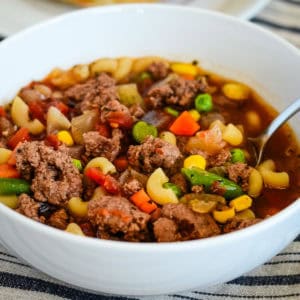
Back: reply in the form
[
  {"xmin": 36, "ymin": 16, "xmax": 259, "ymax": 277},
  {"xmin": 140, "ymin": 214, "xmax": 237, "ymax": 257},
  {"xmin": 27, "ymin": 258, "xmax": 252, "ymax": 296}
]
[{"xmin": 205, "ymin": 75, "xmax": 300, "ymax": 218}]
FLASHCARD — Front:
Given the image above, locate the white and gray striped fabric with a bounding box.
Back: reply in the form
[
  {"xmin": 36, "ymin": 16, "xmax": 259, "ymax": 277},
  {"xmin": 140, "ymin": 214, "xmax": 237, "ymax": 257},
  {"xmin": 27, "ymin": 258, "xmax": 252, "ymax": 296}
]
[{"xmin": 0, "ymin": 0, "xmax": 299, "ymax": 299}]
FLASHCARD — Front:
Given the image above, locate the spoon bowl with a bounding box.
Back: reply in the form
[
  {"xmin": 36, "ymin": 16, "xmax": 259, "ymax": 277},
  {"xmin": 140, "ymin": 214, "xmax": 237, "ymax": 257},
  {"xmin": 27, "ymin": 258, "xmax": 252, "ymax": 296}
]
[{"xmin": 249, "ymin": 98, "xmax": 300, "ymax": 166}]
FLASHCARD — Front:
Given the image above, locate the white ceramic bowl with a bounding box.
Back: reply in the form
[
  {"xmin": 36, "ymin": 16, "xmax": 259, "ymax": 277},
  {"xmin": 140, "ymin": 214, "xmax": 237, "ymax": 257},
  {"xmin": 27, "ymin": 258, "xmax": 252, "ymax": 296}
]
[{"xmin": 0, "ymin": 4, "xmax": 299, "ymax": 296}]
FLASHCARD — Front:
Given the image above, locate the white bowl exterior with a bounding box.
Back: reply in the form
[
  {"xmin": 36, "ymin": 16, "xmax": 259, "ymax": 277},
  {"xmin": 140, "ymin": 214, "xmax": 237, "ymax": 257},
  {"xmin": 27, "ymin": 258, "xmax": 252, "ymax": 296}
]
[{"xmin": 0, "ymin": 5, "xmax": 299, "ymax": 295}]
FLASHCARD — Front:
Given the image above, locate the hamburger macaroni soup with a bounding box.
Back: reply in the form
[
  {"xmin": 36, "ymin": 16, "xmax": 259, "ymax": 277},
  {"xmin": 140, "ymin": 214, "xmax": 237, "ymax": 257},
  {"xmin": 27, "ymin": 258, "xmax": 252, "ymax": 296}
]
[{"xmin": 0, "ymin": 57, "xmax": 299, "ymax": 242}]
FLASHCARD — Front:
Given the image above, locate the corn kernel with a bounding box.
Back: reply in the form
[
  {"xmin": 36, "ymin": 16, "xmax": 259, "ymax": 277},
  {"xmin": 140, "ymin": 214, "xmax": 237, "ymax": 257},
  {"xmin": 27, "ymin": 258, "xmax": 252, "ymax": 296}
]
[
  {"xmin": 68, "ymin": 197, "xmax": 88, "ymax": 217},
  {"xmin": 236, "ymin": 209, "xmax": 256, "ymax": 220},
  {"xmin": 171, "ymin": 63, "xmax": 198, "ymax": 77},
  {"xmin": 0, "ymin": 148, "xmax": 12, "ymax": 164},
  {"xmin": 159, "ymin": 131, "xmax": 177, "ymax": 145},
  {"xmin": 188, "ymin": 109, "xmax": 201, "ymax": 122},
  {"xmin": 184, "ymin": 155, "xmax": 206, "ymax": 170},
  {"xmin": 222, "ymin": 123, "xmax": 243, "ymax": 146},
  {"xmin": 57, "ymin": 130, "xmax": 74, "ymax": 146},
  {"xmin": 222, "ymin": 83, "xmax": 250, "ymax": 100},
  {"xmin": 213, "ymin": 207, "xmax": 235, "ymax": 223},
  {"xmin": 65, "ymin": 223, "xmax": 85, "ymax": 236},
  {"xmin": 0, "ymin": 195, "xmax": 19, "ymax": 209},
  {"xmin": 229, "ymin": 195, "xmax": 252, "ymax": 212}
]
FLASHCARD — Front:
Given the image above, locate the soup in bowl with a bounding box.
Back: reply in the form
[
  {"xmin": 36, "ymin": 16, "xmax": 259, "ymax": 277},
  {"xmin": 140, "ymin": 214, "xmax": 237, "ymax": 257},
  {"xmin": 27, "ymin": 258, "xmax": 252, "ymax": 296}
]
[{"xmin": 0, "ymin": 4, "xmax": 299, "ymax": 295}]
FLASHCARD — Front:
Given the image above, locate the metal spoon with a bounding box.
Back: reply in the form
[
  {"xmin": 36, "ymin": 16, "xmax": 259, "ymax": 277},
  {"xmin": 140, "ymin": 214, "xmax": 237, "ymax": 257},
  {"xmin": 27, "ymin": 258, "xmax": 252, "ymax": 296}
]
[{"xmin": 249, "ymin": 98, "xmax": 300, "ymax": 166}]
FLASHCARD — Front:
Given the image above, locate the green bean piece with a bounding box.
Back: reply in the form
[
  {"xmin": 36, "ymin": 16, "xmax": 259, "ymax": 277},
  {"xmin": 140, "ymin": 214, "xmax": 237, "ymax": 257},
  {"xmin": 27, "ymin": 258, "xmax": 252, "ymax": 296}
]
[
  {"xmin": 164, "ymin": 107, "xmax": 179, "ymax": 117},
  {"xmin": 230, "ymin": 148, "xmax": 246, "ymax": 163},
  {"xmin": 0, "ymin": 178, "xmax": 30, "ymax": 195},
  {"xmin": 163, "ymin": 182, "xmax": 182, "ymax": 198},
  {"xmin": 132, "ymin": 121, "xmax": 158, "ymax": 144},
  {"xmin": 181, "ymin": 167, "xmax": 243, "ymax": 200},
  {"xmin": 195, "ymin": 93, "xmax": 213, "ymax": 112},
  {"xmin": 72, "ymin": 159, "xmax": 83, "ymax": 171}
]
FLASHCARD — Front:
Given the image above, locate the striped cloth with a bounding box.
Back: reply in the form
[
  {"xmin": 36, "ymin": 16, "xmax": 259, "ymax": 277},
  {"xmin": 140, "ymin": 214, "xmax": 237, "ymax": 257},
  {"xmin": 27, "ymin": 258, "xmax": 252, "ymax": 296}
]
[{"xmin": 0, "ymin": 0, "xmax": 299, "ymax": 299}]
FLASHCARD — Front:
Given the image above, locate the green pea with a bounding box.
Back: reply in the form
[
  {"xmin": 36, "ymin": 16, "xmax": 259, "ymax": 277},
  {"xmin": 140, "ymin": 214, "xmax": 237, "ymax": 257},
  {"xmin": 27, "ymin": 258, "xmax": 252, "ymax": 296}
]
[
  {"xmin": 163, "ymin": 182, "xmax": 182, "ymax": 198},
  {"xmin": 195, "ymin": 93, "xmax": 213, "ymax": 112},
  {"xmin": 230, "ymin": 148, "xmax": 246, "ymax": 163},
  {"xmin": 164, "ymin": 106, "xmax": 179, "ymax": 117},
  {"xmin": 132, "ymin": 121, "xmax": 158, "ymax": 144}
]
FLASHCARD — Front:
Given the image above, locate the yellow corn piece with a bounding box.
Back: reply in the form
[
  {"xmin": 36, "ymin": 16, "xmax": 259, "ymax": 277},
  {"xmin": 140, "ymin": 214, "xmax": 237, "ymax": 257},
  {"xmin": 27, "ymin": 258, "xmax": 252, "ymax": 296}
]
[
  {"xmin": 159, "ymin": 131, "xmax": 177, "ymax": 145},
  {"xmin": 68, "ymin": 197, "xmax": 88, "ymax": 217},
  {"xmin": 236, "ymin": 209, "xmax": 256, "ymax": 220},
  {"xmin": 222, "ymin": 83, "xmax": 250, "ymax": 100},
  {"xmin": 57, "ymin": 130, "xmax": 74, "ymax": 146},
  {"xmin": 0, "ymin": 148, "xmax": 12, "ymax": 164},
  {"xmin": 184, "ymin": 155, "xmax": 206, "ymax": 170},
  {"xmin": 0, "ymin": 195, "xmax": 19, "ymax": 209},
  {"xmin": 222, "ymin": 123, "xmax": 243, "ymax": 146},
  {"xmin": 213, "ymin": 207, "xmax": 235, "ymax": 223},
  {"xmin": 65, "ymin": 223, "xmax": 85, "ymax": 236},
  {"xmin": 229, "ymin": 195, "xmax": 252, "ymax": 212},
  {"xmin": 171, "ymin": 63, "xmax": 198, "ymax": 77},
  {"xmin": 188, "ymin": 109, "xmax": 201, "ymax": 122}
]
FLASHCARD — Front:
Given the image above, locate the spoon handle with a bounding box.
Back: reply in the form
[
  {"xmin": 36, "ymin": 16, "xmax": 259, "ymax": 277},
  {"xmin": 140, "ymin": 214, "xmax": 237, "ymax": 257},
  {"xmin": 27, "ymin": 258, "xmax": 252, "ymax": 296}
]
[{"xmin": 264, "ymin": 98, "xmax": 300, "ymax": 138}]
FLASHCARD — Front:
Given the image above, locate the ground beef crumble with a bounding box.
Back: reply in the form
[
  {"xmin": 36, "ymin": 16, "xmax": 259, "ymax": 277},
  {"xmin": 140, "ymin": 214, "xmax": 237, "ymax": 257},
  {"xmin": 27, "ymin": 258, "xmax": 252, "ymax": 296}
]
[
  {"xmin": 127, "ymin": 136, "xmax": 182, "ymax": 174},
  {"xmin": 153, "ymin": 203, "xmax": 220, "ymax": 242},
  {"xmin": 88, "ymin": 196, "xmax": 150, "ymax": 242},
  {"xmin": 65, "ymin": 73, "xmax": 119, "ymax": 112},
  {"xmin": 227, "ymin": 163, "xmax": 252, "ymax": 191},
  {"xmin": 147, "ymin": 61, "xmax": 169, "ymax": 81},
  {"xmin": 145, "ymin": 75, "xmax": 208, "ymax": 109},
  {"xmin": 223, "ymin": 218, "xmax": 261, "ymax": 233},
  {"xmin": 47, "ymin": 208, "xmax": 69, "ymax": 230},
  {"xmin": 83, "ymin": 128, "xmax": 123, "ymax": 161},
  {"xmin": 17, "ymin": 194, "xmax": 44, "ymax": 223},
  {"xmin": 15, "ymin": 141, "xmax": 82, "ymax": 206}
]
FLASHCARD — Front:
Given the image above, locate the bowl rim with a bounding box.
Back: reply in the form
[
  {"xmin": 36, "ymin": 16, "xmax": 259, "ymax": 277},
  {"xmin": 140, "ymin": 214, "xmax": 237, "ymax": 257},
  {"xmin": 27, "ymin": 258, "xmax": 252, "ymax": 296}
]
[{"xmin": 0, "ymin": 3, "xmax": 299, "ymax": 251}]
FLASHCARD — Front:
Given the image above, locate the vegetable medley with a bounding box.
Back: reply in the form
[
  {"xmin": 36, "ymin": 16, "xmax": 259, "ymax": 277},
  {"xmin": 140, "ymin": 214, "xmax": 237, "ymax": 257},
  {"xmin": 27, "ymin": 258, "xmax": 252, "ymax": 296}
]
[{"xmin": 0, "ymin": 57, "xmax": 299, "ymax": 242}]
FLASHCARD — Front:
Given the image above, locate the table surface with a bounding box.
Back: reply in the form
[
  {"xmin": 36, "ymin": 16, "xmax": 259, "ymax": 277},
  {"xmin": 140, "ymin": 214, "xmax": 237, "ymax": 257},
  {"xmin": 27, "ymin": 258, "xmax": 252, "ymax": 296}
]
[{"xmin": 0, "ymin": 0, "xmax": 299, "ymax": 299}]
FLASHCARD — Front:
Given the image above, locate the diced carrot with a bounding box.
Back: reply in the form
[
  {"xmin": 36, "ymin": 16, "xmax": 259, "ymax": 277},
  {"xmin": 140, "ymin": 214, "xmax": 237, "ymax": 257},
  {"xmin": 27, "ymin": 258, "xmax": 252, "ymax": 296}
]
[
  {"xmin": 0, "ymin": 164, "xmax": 20, "ymax": 178},
  {"xmin": 114, "ymin": 156, "xmax": 128, "ymax": 172},
  {"xmin": 0, "ymin": 106, "xmax": 6, "ymax": 117},
  {"xmin": 131, "ymin": 189, "xmax": 157, "ymax": 214},
  {"xmin": 181, "ymin": 73, "xmax": 195, "ymax": 81},
  {"xmin": 169, "ymin": 111, "xmax": 200, "ymax": 136},
  {"xmin": 139, "ymin": 201, "xmax": 158, "ymax": 214},
  {"xmin": 131, "ymin": 189, "xmax": 150, "ymax": 206},
  {"xmin": 7, "ymin": 148, "xmax": 17, "ymax": 166},
  {"xmin": 7, "ymin": 127, "xmax": 30, "ymax": 149}
]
